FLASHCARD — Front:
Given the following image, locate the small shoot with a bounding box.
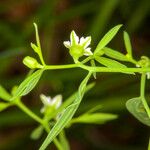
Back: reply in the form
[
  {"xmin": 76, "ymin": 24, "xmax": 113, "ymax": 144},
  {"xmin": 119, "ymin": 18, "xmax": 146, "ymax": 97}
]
[
  {"xmin": 32, "ymin": 23, "xmax": 46, "ymax": 66},
  {"xmin": 94, "ymin": 24, "xmax": 122, "ymax": 55},
  {"xmin": 123, "ymin": 31, "xmax": 132, "ymax": 58},
  {"xmin": 23, "ymin": 56, "xmax": 43, "ymax": 69}
]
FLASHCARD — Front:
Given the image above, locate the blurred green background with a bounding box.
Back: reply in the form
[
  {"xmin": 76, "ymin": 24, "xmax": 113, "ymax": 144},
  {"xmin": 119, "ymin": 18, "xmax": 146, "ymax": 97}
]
[{"xmin": 0, "ymin": 0, "xmax": 150, "ymax": 149}]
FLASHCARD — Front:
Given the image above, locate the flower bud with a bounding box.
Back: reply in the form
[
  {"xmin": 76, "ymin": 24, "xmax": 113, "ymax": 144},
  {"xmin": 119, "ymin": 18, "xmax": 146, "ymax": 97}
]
[{"xmin": 23, "ymin": 56, "xmax": 42, "ymax": 69}]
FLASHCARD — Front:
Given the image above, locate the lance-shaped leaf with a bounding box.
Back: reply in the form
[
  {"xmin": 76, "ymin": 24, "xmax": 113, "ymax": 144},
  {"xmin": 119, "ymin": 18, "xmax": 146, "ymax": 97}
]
[
  {"xmin": 0, "ymin": 85, "xmax": 11, "ymax": 101},
  {"xmin": 123, "ymin": 31, "xmax": 132, "ymax": 57},
  {"xmin": 0, "ymin": 102, "xmax": 10, "ymax": 112},
  {"xmin": 39, "ymin": 72, "xmax": 92, "ymax": 150},
  {"xmin": 95, "ymin": 56, "xmax": 134, "ymax": 74},
  {"xmin": 70, "ymin": 113, "xmax": 117, "ymax": 125},
  {"xmin": 95, "ymin": 56, "xmax": 127, "ymax": 68},
  {"xmin": 11, "ymin": 69, "xmax": 43, "ymax": 100},
  {"xmin": 103, "ymin": 47, "xmax": 128, "ymax": 61},
  {"xmin": 126, "ymin": 97, "xmax": 150, "ymax": 126},
  {"xmin": 94, "ymin": 24, "xmax": 122, "ymax": 55}
]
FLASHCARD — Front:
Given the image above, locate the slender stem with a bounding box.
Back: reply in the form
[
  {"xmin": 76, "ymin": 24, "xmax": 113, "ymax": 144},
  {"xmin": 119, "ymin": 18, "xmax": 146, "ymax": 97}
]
[
  {"xmin": 140, "ymin": 73, "xmax": 150, "ymax": 118},
  {"xmin": 44, "ymin": 64, "xmax": 78, "ymax": 70},
  {"xmin": 16, "ymin": 101, "xmax": 63, "ymax": 150},
  {"xmin": 81, "ymin": 56, "xmax": 93, "ymax": 64},
  {"xmin": 16, "ymin": 101, "xmax": 43, "ymax": 124},
  {"xmin": 44, "ymin": 63, "xmax": 150, "ymax": 73},
  {"xmin": 148, "ymin": 138, "xmax": 150, "ymax": 150}
]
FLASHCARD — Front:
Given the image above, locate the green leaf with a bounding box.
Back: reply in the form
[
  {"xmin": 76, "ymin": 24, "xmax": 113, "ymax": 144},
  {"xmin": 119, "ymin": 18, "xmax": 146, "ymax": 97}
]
[
  {"xmin": 33, "ymin": 23, "xmax": 41, "ymax": 50},
  {"xmin": 126, "ymin": 97, "xmax": 150, "ymax": 126},
  {"xmin": 123, "ymin": 31, "xmax": 132, "ymax": 57},
  {"xmin": 30, "ymin": 125, "xmax": 44, "ymax": 140},
  {"xmin": 95, "ymin": 56, "xmax": 134, "ymax": 74},
  {"xmin": 103, "ymin": 47, "xmax": 128, "ymax": 61},
  {"xmin": 95, "ymin": 56, "xmax": 127, "ymax": 68},
  {"xmin": 31, "ymin": 42, "xmax": 39, "ymax": 54},
  {"xmin": 39, "ymin": 72, "xmax": 92, "ymax": 150},
  {"xmin": 70, "ymin": 113, "xmax": 117, "ymax": 124},
  {"xmin": 0, "ymin": 85, "xmax": 11, "ymax": 101},
  {"xmin": 94, "ymin": 24, "xmax": 122, "ymax": 55},
  {"xmin": 11, "ymin": 70, "xmax": 43, "ymax": 100},
  {"xmin": 0, "ymin": 102, "xmax": 10, "ymax": 112}
]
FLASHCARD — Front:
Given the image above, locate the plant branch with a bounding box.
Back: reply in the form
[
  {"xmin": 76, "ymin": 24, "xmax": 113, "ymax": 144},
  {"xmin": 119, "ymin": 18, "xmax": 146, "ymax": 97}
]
[{"xmin": 140, "ymin": 73, "xmax": 150, "ymax": 118}]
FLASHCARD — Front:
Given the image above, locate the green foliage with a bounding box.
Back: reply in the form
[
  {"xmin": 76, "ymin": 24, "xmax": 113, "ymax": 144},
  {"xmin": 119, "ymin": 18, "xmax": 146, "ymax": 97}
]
[
  {"xmin": 102, "ymin": 47, "xmax": 128, "ymax": 61},
  {"xmin": 11, "ymin": 69, "xmax": 43, "ymax": 100},
  {"xmin": 126, "ymin": 97, "xmax": 150, "ymax": 126},
  {"xmin": 94, "ymin": 24, "xmax": 122, "ymax": 55},
  {"xmin": 0, "ymin": 85, "xmax": 11, "ymax": 101},
  {"xmin": 39, "ymin": 72, "xmax": 92, "ymax": 150},
  {"xmin": 123, "ymin": 31, "xmax": 132, "ymax": 57},
  {"xmin": 1, "ymin": 23, "xmax": 150, "ymax": 150},
  {"xmin": 70, "ymin": 113, "xmax": 117, "ymax": 125},
  {"xmin": 0, "ymin": 102, "xmax": 10, "ymax": 112}
]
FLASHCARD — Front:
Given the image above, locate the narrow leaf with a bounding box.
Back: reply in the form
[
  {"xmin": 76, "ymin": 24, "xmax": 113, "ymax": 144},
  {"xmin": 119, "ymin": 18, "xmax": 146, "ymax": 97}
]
[
  {"xmin": 39, "ymin": 72, "xmax": 92, "ymax": 150},
  {"xmin": 94, "ymin": 24, "xmax": 122, "ymax": 54},
  {"xmin": 103, "ymin": 47, "xmax": 128, "ymax": 61},
  {"xmin": 95, "ymin": 56, "xmax": 127, "ymax": 68},
  {"xmin": 31, "ymin": 42, "xmax": 39, "ymax": 54},
  {"xmin": 11, "ymin": 70, "xmax": 43, "ymax": 100},
  {"xmin": 95, "ymin": 56, "xmax": 134, "ymax": 74},
  {"xmin": 123, "ymin": 31, "xmax": 132, "ymax": 56},
  {"xmin": 0, "ymin": 102, "xmax": 10, "ymax": 112},
  {"xmin": 126, "ymin": 97, "xmax": 150, "ymax": 126},
  {"xmin": 0, "ymin": 85, "xmax": 11, "ymax": 101},
  {"xmin": 70, "ymin": 113, "xmax": 117, "ymax": 124}
]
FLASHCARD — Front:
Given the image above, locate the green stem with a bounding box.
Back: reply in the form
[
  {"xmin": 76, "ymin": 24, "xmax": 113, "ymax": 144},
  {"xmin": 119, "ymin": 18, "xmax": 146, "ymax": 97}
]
[
  {"xmin": 44, "ymin": 63, "xmax": 150, "ymax": 73},
  {"xmin": 140, "ymin": 73, "xmax": 150, "ymax": 118},
  {"xmin": 16, "ymin": 100, "xmax": 63, "ymax": 150},
  {"xmin": 16, "ymin": 101, "xmax": 43, "ymax": 124}
]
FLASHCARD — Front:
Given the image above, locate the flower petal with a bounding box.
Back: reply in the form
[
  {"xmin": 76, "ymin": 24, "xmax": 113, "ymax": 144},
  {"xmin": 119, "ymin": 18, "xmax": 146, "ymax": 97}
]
[
  {"xmin": 84, "ymin": 48, "xmax": 93, "ymax": 56},
  {"xmin": 147, "ymin": 72, "xmax": 150, "ymax": 79},
  {"xmin": 82, "ymin": 36, "xmax": 91, "ymax": 48},
  {"xmin": 80, "ymin": 37, "xmax": 86, "ymax": 45},
  {"xmin": 70, "ymin": 30, "xmax": 79, "ymax": 45},
  {"xmin": 63, "ymin": 41, "xmax": 71, "ymax": 48},
  {"xmin": 52, "ymin": 94, "xmax": 62, "ymax": 109},
  {"xmin": 40, "ymin": 94, "xmax": 52, "ymax": 106}
]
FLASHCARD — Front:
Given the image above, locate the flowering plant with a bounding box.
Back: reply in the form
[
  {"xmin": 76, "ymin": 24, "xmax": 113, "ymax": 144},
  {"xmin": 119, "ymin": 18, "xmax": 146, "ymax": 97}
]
[{"xmin": 0, "ymin": 23, "xmax": 150, "ymax": 150}]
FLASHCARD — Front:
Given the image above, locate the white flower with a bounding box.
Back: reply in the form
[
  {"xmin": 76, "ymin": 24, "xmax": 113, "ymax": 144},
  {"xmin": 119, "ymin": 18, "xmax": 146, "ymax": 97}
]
[
  {"xmin": 40, "ymin": 94, "xmax": 62, "ymax": 113},
  {"xmin": 63, "ymin": 31, "xmax": 93, "ymax": 62}
]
